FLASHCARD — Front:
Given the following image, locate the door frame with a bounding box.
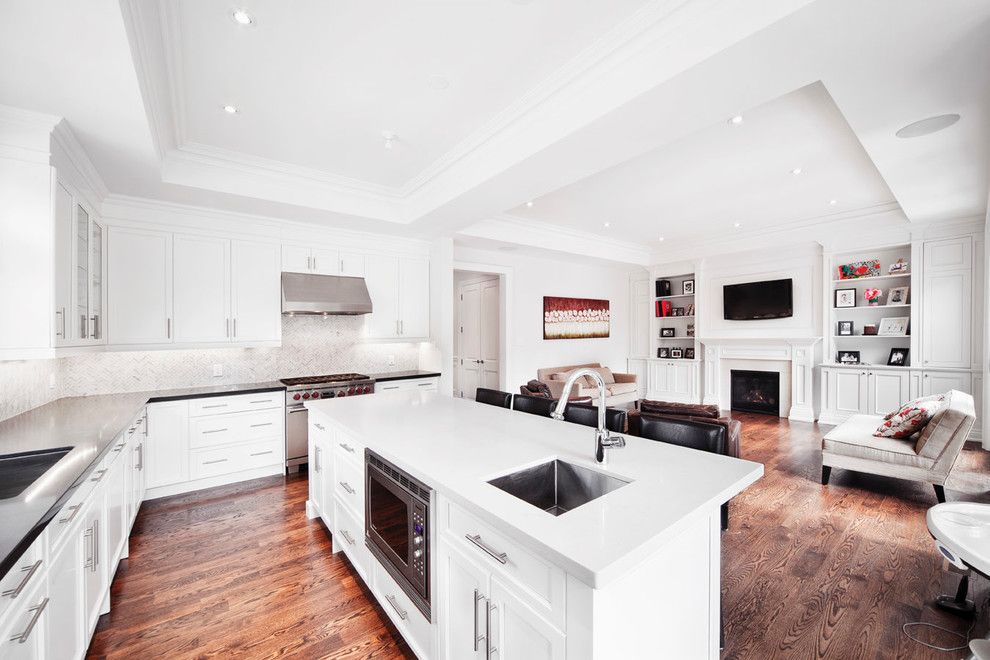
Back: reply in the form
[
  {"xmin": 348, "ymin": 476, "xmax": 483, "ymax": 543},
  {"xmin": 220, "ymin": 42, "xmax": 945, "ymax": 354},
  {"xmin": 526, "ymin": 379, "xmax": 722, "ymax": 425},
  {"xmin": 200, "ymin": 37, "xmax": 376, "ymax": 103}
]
[{"xmin": 453, "ymin": 261, "xmax": 512, "ymax": 393}]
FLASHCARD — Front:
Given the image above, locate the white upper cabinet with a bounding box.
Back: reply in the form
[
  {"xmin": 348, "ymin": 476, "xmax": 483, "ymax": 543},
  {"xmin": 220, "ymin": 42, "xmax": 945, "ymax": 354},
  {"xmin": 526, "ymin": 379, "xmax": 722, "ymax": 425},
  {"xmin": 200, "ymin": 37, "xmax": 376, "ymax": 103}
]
[
  {"xmin": 54, "ymin": 180, "xmax": 106, "ymax": 347},
  {"xmin": 231, "ymin": 240, "xmax": 281, "ymax": 342},
  {"xmin": 339, "ymin": 251, "xmax": 366, "ymax": 277},
  {"xmin": 281, "ymin": 244, "xmax": 340, "ymax": 275},
  {"xmin": 922, "ymin": 237, "xmax": 972, "ymax": 369},
  {"xmin": 53, "ymin": 182, "xmax": 73, "ymax": 347},
  {"xmin": 365, "ymin": 255, "xmax": 401, "ymax": 338},
  {"xmin": 364, "ymin": 255, "xmax": 430, "ymax": 340},
  {"xmin": 399, "ymin": 257, "xmax": 430, "ymax": 339},
  {"xmin": 173, "ymin": 234, "xmax": 230, "ymax": 343},
  {"xmin": 108, "ymin": 227, "xmax": 173, "ymax": 345}
]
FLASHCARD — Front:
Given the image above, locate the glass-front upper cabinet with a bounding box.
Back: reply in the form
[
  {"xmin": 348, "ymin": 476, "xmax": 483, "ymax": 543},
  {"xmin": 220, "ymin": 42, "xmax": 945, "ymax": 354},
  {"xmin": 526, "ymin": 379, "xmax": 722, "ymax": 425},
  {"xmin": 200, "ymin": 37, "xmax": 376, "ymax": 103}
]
[{"xmin": 54, "ymin": 180, "xmax": 105, "ymax": 346}]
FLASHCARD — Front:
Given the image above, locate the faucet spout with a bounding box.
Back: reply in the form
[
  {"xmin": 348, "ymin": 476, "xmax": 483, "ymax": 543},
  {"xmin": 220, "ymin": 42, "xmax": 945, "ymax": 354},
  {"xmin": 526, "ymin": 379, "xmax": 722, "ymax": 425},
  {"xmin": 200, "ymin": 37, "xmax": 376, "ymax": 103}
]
[{"xmin": 550, "ymin": 367, "xmax": 624, "ymax": 465}]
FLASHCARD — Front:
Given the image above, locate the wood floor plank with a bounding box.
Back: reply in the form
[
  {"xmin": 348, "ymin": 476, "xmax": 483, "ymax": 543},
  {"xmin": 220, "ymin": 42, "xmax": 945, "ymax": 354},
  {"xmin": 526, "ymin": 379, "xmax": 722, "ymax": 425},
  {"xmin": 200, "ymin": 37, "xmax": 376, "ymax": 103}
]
[{"xmin": 88, "ymin": 414, "xmax": 990, "ymax": 659}]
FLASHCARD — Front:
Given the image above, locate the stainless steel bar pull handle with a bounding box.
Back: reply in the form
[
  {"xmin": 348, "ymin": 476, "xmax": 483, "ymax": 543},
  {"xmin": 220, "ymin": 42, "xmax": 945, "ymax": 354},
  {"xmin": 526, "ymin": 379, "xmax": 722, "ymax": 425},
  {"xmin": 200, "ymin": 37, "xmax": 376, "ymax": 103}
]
[
  {"xmin": 167, "ymin": 317, "xmax": 171, "ymax": 339},
  {"xmin": 250, "ymin": 450, "xmax": 273, "ymax": 457},
  {"xmin": 339, "ymin": 443, "xmax": 355, "ymax": 454},
  {"xmin": 486, "ymin": 600, "xmax": 497, "ymax": 658},
  {"xmin": 9, "ymin": 598, "xmax": 48, "ymax": 644},
  {"xmin": 2, "ymin": 560, "xmax": 42, "ymax": 598},
  {"xmin": 90, "ymin": 469, "xmax": 108, "ymax": 482},
  {"xmin": 93, "ymin": 519, "xmax": 99, "ymax": 570},
  {"xmin": 340, "ymin": 530, "xmax": 356, "ymax": 546},
  {"xmin": 314, "ymin": 423, "xmax": 325, "ymax": 431},
  {"xmin": 59, "ymin": 504, "xmax": 82, "ymax": 524},
  {"xmin": 202, "ymin": 428, "xmax": 228, "ymax": 434},
  {"xmin": 249, "ymin": 422, "xmax": 272, "ymax": 428},
  {"xmin": 84, "ymin": 527, "xmax": 95, "ymax": 569},
  {"xmin": 465, "ymin": 534, "xmax": 508, "ymax": 564},
  {"xmin": 385, "ymin": 594, "xmax": 407, "ymax": 620},
  {"xmin": 203, "ymin": 458, "xmax": 228, "ymax": 465},
  {"xmin": 473, "ymin": 589, "xmax": 485, "ymax": 652},
  {"xmin": 136, "ymin": 443, "xmax": 144, "ymax": 471},
  {"xmin": 55, "ymin": 308, "xmax": 64, "ymax": 338},
  {"xmin": 339, "ymin": 481, "xmax": 356, "ymax": 495}
]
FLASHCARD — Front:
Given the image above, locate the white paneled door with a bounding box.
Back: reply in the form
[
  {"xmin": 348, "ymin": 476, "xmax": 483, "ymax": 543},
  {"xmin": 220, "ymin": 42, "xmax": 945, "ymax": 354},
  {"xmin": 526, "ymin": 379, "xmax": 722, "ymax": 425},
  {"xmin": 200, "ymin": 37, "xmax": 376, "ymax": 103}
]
[
  {"xmin": 231, "ymin": 240, "xmax": 281, "ymax": 342},
  {"xmin": 108, "ymin": 227, "xmax": 172, "ymax": 344},
  {"xmin": 922, "ymin": 237, "xmax": 972, "ymax": 369},
  {"xmin": 172, "ymin": 234, "xmax": 229, "ymax": 343},
  {"xmin": 457, "ymin": 278, "xmax": 500, "ymax": 398}
]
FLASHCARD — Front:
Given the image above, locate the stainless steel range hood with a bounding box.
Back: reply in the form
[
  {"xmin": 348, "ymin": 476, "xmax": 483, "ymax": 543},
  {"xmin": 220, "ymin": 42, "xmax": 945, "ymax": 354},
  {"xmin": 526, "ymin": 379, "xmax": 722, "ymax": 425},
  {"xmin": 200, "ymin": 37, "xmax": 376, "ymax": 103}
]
[{"xmin": 281, "ymin": 272, "xmax": 373, "ymax": 315}]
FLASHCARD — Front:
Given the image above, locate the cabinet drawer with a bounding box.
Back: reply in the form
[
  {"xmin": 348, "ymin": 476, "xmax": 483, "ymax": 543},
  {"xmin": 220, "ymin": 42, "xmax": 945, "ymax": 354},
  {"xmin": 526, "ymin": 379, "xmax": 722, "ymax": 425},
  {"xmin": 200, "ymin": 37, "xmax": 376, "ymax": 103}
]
[
  {"xmin": 405, "ymin": 378, "xmax": 438, "ymax": 391},
  {"xmin": 48, "ymin": 468, "xmax": 100, "ymax": 553},
  {"xmin": 188, "ymin": 391, "xmax": 282, "ymax": 417},
  {"xmin": 334, "ymin": 500, "xmax": 369, "ymax": 581},
  {"xmin": 373, "ymin": 557, "xmax": 433, "ymax": 658},
  {"xmin": 189, "ymin": 409, "xmax": 283, "ymax": 449},
  {"xmin": 189, "ymin": 438, "xmax": 283, "ymax": 480},
  {"xmin": 334, "ymin": 452, "xmax": 365, "ymax": 517},
  {"xmin": 333, "ymin": 429, "xmax": 365, "ymax": 461},
  {"xmin": 441, "ymin": 497, "xmax": 566, "ymax": 630},
  {"xmin": 0, "ymin": 532, "xmax": 46, "ymax": 621}
]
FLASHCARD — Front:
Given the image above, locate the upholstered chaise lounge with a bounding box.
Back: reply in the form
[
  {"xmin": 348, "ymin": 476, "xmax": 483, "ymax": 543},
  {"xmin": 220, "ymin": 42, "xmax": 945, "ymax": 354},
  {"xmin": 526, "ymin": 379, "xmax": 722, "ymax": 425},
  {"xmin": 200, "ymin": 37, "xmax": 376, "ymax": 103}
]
[{"xmin": 821, "ymin": 390, "xmax": 976, "ymax": 502}]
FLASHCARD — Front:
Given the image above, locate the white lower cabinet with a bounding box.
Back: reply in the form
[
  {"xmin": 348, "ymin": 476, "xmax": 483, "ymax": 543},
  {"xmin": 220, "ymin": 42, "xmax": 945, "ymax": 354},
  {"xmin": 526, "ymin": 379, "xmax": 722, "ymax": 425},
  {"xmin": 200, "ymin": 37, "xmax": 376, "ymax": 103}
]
[
  {"xmin": 373, "ymin": 559, "xmax": 434, "ymax": 659},
  {"xmin": 490, "ymin": 578, "xmax": 566, "ymax": 660},
  {"xmin": 647, "ymin": 359, "xmax": 700, "ymax": 403},
  {"xmin": 0, "ymin": 574, "xmax": 48, "ymax": 659},
  {"xmin": 145, "ymin": 400, "xmax": 189, "ymax": 490},
  {"xmin": 375, "ymin": 377, "xmax": 440, "ymax": 394},
  {"xmin": 46, "ymin": 530, "xmax": 84, "ymax": 660}
]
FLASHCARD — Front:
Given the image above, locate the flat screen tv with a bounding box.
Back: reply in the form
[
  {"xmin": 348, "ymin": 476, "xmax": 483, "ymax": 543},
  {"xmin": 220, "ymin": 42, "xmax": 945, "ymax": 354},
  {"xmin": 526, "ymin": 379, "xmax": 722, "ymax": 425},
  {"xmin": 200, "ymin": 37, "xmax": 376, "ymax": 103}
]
[{"xmin": 723, "ymin": 278, "xmax": 793, "ymax": 320}]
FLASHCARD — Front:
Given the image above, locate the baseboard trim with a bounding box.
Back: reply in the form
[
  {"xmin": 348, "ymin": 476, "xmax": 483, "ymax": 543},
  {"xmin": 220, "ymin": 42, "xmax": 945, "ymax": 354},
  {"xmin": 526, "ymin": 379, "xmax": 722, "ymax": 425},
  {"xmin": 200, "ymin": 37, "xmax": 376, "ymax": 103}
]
[{"xmin": 145, "ymin": 464, "xmax": 284, "ymax": 500}]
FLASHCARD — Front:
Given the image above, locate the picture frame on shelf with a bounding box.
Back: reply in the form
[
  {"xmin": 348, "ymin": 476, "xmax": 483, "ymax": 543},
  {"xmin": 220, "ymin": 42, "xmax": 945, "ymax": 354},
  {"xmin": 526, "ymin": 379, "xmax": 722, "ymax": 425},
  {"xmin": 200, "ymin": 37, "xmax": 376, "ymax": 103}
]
[
  {"xmin": 887, "ymin": 348, "xmax": 909, "ymax": 366},
  {"xmin": 837, "ymin": 350, "xmax": 861, "ymax": 365},
  {"xmin": 837, "ymin": 321, "xmax": 853, "ymax": 336},
  {"xmin": 670, "ymin": 348, "xmax": 683, "ymax": 359},
  {"xmin": 682, "ymin": 279, "xmax": 695, "ymax": 295},
  {"xmin": 837, "ymin": 259, "xmax": 881, "ymax": 280},
  {"xmin": 886, "ymin": 286, "xmax": 909, "ymax": 305},
  {"xmin": 878, "ymin": 316, "xmax": 910, "ymax": 336},
  {"xmin": 686, "ymin": 303, "xmax": 695, "ymax": 316},
  {"xmin": 686, "ymin": 323, "xmax": 695, "ymax": 337},
  {"xmin": 660, "ymin": 327, "xmax": 675, "ymax": 338},
  {"xmin": 656, "ymin": 279, "xmax": 671, "ymax": 297},
  {"xmin": 835, "ymin": 288, "xmax": 856, "ymax": 308},
  {"xmin": 672, "ymin": 307, "xmax": 685, "ymax": 317},
  {"xmin": 658, "ymin": 347, "xmax": 669, "ymax": 358},
  {"xmin": 888, "ymin": 258, "xmax": 909, "ymax": 274},
  {"xmin": 863, "ymin": 324, "xmax": 878, "ymax": 336},
  {"xmin": 685, "ymin": 348, "xmax": 695, "ymax": 360}
]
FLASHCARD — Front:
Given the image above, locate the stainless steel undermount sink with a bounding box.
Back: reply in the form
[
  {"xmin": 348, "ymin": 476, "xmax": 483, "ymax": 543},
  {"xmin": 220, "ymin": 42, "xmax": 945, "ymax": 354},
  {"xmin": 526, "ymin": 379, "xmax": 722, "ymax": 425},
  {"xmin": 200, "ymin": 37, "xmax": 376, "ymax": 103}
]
[
  {"xmin": 0, "ymin": 447, "xmax": 72, "ymax": 500},
  {"xmin": 488, "ymin": 459, "xmax": 631, "ymax": 516}
]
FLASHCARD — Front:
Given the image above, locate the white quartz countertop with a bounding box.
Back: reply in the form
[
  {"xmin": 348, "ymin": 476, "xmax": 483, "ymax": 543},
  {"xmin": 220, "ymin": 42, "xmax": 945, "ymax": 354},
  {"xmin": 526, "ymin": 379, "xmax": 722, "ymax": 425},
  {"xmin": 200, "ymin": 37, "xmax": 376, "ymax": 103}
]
[{"xmin": 307, "ymin": 392, "xmax": 763, "ymax": 588}]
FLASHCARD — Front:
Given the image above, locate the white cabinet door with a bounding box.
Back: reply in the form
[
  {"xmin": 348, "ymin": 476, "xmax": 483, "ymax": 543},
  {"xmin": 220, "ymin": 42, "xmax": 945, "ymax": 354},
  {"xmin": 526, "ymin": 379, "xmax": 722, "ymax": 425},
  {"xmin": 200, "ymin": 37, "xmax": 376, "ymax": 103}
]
[
  {"xmin": 309, "ymin": 423, "xmax": 330, "ymax": 520},
  {"xmin": 81, "ymin": 495, "xmax": 106, "ymax": 634},
  {"xmin": 73, "ymin": 204, "xmax": 92, "ymax": 345},
  {"xmin": 399, "ymin": 257, "xmax": 430, "ymax": 338},
  {"xmin": 648, "ymin": 362, "xmax": 666, "ymax": 395},
  {"xmin": 53, "ymin": 181, "xmax": 73, "ymax": 347},
  {"xmin": 866, "ymin": 370, "xmax": 911, "ymax": 416},
  {"xmin": 490, "ymin": 578, "xmax": 566, "ymax": 660},
  {"xmin": 339, "ymin": 251, "xmax": 365, "ymax": 277},
  {"xmin": 46, "ymin": 530, "xmax": 84, "ymax": 660},
  {"xmin": 439, "ymin": 541, "xmax": 489, "ymax": 660},
  {"xmin": 231, "ymin": 240, "xmax": 281, "ymax": 342},
  {"xmin": 629, "ymin": 277, "xmax": 651, "ymax": 357},
  {"xmin": 89, "ymin": 217, "xmax": 105, "ymax": 344},
  {"xmin": 108, "ymin": 227, "xmax": 172, "ymax": 344},
  {"xmin": 829, "ymin": 368, "xmax": 868, "ymax": 415},
  {"xmin": 365, "ymin": 255, "xmax": 400, "ymax": 338},
  {"xmin": 145, "ymin": 401, "xmax": 189, "ymax": 489},
  {"xmin": 311, "ymin": 247, "xmax": 339, "ymax": 275},
  {"xmin": 922, "ymin": 237, "xmax": 972, "ymax": 369},
  {"xmin": 281, "ymin": 245, "xmax": 311, "ymax": 273},
  {"xmin": 0, "ymin": 577, "xmax": 47, "ymax": 659},
  {"xmin": 104, "ymin": 451, "xmax": 128, "ymax": 568},
  {"xmin": 923, "ymin": 371, "xmax": 973, "ymax": 397},
  {"xmin": 669, "ymin": 361, "xmax": 693, "ymax": 398},
  {"xmin": 172, "ymin": 234, "xmax": 229, "ymax": 343}
]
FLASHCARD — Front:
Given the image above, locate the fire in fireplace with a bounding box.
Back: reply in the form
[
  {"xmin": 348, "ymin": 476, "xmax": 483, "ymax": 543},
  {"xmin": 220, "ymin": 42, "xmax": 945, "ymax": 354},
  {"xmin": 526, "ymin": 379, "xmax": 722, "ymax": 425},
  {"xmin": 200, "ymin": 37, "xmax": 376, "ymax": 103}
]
[{"xmin": 730, "ymin": 369, "xmax": 780, "ymax": 416}]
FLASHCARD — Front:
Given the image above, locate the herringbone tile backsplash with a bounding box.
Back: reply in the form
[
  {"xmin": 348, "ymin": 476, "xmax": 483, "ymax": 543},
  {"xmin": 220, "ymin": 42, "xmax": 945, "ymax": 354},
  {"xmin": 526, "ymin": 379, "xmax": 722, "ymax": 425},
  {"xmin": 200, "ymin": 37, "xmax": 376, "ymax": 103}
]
[{"xmin": 0, "ymin": 316, "xmax": 421, "ymax": 421}]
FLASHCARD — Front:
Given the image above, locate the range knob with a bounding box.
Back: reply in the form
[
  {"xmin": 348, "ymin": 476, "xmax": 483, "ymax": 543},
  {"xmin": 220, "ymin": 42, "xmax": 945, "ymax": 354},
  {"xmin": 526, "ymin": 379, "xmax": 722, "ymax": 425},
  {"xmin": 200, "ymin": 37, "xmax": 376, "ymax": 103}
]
[
  {"xmin": 363, "ymin": 386, "xmax": 372, "ymax": 394},
  {"xmin": 413, "ymin": 535, "xmax": 423, "ymax": 546},
  {"xmin": 414, "ymin": 523, "xmax": 424, "ymax": 534},
  {"xmin": 292, "ymin": 393, "xmax": 301, "ymax": 401},
  {"xmin": 312, "ymin": 391, "xmax": 320, "ymax": 399},
  {"xmin": 337, "ymin": 390, "xmax": 346, "ymax": 397},
  {"xmin": 413, "ymin": 548, "xmax": 423, "ymax": 559},
  {"xmin": 348, "ymin": 387, "xmax": 356, "ymax": 395},
  {"xmin": 302, "ymin": 392, "xmax": 311, "ymax": 399}
]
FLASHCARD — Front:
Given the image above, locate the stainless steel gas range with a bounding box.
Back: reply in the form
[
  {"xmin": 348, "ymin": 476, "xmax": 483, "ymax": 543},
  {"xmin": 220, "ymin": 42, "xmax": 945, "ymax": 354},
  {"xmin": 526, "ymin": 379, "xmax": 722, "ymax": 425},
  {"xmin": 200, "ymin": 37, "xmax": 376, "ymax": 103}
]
[{"xmin": 281, "ymin": 373, "xmax": 375, "ymax": 468}]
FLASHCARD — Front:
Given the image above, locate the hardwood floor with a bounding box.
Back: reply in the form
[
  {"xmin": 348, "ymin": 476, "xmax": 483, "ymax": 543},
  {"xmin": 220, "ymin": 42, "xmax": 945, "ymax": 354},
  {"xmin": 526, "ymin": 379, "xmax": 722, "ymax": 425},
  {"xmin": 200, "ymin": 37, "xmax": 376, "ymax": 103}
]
[{"xmin": 87, "ymin": 414, "xmax": 990, "ymax": 659}]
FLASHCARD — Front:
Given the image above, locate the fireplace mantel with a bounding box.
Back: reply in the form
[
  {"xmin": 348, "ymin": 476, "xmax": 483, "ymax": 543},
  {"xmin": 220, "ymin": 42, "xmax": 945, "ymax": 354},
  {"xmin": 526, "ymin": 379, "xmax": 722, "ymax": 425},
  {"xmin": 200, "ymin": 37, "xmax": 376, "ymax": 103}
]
[{"xmin": 700, "ymin": 337, "xmax": 822, "ymax": 422}]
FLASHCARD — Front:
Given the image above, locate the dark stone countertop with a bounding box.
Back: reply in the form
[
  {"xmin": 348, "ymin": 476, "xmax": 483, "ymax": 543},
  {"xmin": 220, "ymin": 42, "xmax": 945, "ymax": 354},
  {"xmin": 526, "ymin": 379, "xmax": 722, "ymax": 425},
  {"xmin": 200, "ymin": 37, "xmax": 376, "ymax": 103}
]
[
  {"xmin": 0, "ymin": 381, "xmax": 286, "ymax": 579},
  {"xmin": 369, "ymin": 370, "xmax": 442, "ymax": 382}
]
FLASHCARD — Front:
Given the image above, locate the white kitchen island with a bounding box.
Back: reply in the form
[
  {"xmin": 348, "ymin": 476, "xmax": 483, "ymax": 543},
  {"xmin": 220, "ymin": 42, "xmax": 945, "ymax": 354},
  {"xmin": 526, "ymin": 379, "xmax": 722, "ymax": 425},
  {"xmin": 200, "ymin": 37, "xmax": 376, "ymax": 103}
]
[{"xmin": 306, "ymin": 391, "xmax": 762, "ymax": 660}]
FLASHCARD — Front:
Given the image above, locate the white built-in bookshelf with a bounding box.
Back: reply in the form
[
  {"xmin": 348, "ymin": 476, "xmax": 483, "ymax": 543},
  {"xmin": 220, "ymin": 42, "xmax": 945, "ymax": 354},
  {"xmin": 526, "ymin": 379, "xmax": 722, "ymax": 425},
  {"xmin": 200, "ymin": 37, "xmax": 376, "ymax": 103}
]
[
  {"xmin": 827, "ymin": 244, "xmax": 913, "ymax": 368},
  {"xmin": 652, "ymin": 271, "xmax": 699, "ymax": 361}
]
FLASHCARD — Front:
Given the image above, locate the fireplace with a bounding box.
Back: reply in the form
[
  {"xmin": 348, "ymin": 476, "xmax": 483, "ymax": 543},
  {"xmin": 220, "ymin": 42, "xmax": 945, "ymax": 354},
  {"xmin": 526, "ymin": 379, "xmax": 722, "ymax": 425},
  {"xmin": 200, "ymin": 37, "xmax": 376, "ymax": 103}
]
[{"xmin": 730, "ymin": 370, "xmax": 780, "ymax": 416}]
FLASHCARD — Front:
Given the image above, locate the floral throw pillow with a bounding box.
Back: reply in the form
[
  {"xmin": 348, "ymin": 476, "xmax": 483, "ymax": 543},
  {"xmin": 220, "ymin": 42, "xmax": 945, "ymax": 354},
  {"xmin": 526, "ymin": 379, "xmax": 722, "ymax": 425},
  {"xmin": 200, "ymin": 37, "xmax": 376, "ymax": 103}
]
[{"xmin": 874, "ymin": 396, "xmax": 944, "ymax": 439}]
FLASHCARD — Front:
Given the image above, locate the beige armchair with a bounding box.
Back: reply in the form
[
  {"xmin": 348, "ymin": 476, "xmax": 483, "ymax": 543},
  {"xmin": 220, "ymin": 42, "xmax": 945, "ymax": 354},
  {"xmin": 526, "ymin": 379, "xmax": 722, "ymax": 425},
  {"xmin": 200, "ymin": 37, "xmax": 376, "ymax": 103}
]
[
  {"xmin": 535, "ymin": 362, "xmax": 639, "ymax": 405},
  {"xmin": 821, "ymin": 390, "xmax": 976, "ymax": 502}
]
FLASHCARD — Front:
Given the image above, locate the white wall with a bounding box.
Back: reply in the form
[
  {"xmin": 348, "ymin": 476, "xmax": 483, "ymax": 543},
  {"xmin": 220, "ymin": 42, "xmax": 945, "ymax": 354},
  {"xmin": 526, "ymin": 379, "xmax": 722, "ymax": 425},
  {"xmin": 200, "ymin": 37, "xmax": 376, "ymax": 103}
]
[
  {"xmin": 453, "ymin": 246, "xmax": 638, "ymax": 392},
  {"xmin": 695, "ymin": 242, "xmax": 822, "ymax": 339}
]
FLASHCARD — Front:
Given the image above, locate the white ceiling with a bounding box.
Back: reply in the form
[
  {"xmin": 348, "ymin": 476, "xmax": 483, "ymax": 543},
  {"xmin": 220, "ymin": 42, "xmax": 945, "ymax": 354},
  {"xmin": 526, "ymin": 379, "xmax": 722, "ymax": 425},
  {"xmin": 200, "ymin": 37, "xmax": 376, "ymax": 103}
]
[
  {"xmin": 506, "ymin": 82, "xmax": 898, "ymax": 245},
  {"xmin": 174, "ymin": 0, "xmax": 648, "ymax": 188}
]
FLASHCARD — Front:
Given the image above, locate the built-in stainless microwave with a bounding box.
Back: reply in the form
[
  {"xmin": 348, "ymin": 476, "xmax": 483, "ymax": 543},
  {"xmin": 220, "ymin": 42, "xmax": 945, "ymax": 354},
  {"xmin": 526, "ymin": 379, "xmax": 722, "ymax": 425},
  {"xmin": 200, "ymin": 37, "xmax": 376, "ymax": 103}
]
[{"xmin": 365, "ymin": 450, "xmax": 431, "ymax": 620}]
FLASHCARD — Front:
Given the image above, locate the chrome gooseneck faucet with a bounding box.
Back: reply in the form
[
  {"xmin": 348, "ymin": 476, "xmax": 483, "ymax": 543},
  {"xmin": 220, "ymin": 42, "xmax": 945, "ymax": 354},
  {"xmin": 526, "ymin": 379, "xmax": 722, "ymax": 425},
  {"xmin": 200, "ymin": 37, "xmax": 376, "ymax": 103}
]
[{"xmin": 550, "ymin": 368, "xmax": 625, "ymax": 465}]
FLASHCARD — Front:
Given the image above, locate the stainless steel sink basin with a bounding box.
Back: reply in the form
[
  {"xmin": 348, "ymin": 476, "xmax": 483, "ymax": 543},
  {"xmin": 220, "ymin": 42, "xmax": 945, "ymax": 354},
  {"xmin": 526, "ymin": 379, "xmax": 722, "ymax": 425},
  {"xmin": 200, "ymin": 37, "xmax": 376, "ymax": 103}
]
[
  {"xmin": 488, "ymin": 459, "xmax": 631, "ymax": 516},
  {"xmin": 0, "ymin": 447, "xmax": 72, "ymax": 500}
]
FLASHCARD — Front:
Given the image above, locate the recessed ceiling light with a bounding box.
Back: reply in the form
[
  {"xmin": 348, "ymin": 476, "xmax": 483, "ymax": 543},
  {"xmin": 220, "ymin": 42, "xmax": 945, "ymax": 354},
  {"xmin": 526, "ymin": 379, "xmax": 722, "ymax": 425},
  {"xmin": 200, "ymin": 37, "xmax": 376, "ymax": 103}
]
[
  {"xmin": 603, "ymin": 222, "xmax": 611, "ymax": 228},
  {"xmin": 791, "ymin": 168, "xmax": 802, "ymax": 175},
  {"xmin": 231, "ymin": 9, "xmax": 254, "ymax": 25},
  {"xmin": 222, "ymin": 104, "xmax": 238, "ymax": 114},
  {"xmin": 658, "ymin": 236, "xmax": 665, "ymax": 242},
  {"xmin": 428, "ymin": 74, "xmax": 450, "ymax": 90},
  {"xmin": 896, "ymin": 114, "xmax": 960, "ymax": 138},
  {"xmin": 728, "ymin": 115, "xmax": 744, "ymax": 126},
  {"xmin": 525, "ymin": 201, "xmax": 534, "ymax": 208},
  {"xmin": 733, "ymin": 222, "xmax": 742, "ymax": 228},
  {"xmin": 829, "ymin": 199, "xmax": 838, "ymax": 206},
  {"xmin": 381, "ymin": 130, "xmax": 397, "ymax": 150}
]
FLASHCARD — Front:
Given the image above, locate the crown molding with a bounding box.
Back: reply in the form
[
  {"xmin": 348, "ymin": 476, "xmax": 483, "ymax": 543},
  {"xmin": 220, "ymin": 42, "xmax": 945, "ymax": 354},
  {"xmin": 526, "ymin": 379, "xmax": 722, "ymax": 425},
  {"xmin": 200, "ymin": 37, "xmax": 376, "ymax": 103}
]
[
  {"xmin": 0, "ymin": 105, "xmax": 61, "ymax": 161},
  {"xmin": 459, "ymin": 214, "xmax": 652, "ymax": 266},
  {"xmin": 51, "ymin": 121, "xmax": 109, "ymax": 206}
]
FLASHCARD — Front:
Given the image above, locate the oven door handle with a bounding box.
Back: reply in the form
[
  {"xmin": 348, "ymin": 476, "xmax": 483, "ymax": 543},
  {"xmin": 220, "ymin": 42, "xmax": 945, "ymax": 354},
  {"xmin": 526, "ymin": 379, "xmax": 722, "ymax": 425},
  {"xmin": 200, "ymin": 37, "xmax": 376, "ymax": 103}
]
[{"xmin": 287, "ymin": 406, "xmax": 307, "ymax": 414}]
